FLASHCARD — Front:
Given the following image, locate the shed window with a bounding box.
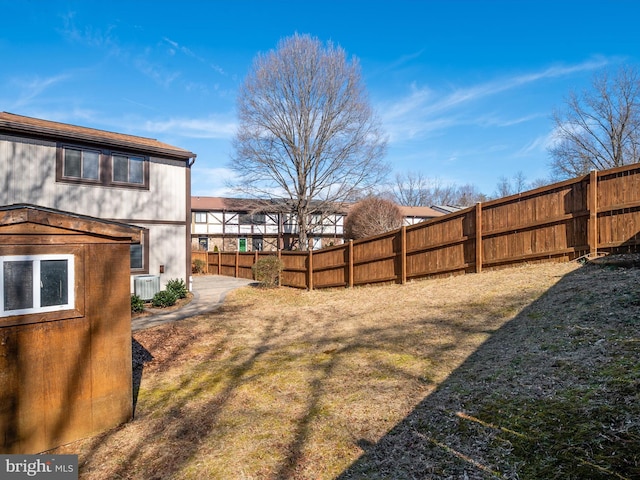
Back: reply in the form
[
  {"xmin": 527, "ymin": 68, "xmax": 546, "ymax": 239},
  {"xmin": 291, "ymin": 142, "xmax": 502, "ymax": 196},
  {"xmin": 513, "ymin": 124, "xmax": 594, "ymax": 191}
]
[{"xmin": 0, "ymin": 254, "xmax": 75, "ymax": 317}]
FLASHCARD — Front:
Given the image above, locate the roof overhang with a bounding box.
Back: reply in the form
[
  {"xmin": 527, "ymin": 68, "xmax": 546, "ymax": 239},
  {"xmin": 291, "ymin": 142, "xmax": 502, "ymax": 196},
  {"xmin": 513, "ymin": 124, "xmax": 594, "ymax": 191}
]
[
  {"xmin": 0, "ymin": 204, "xmax": 142, "ymax": 243},
  {"xmin": 0, "ymin": 112, "xmax": 196, "ymax": 162}
]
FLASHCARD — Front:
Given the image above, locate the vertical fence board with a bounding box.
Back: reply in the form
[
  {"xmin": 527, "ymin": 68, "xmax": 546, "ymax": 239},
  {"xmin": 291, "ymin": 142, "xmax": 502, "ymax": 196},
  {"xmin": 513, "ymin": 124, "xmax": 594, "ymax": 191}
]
[{"xmin": 475, "ymin": 203, "xmax": 482, "ymax": 273}]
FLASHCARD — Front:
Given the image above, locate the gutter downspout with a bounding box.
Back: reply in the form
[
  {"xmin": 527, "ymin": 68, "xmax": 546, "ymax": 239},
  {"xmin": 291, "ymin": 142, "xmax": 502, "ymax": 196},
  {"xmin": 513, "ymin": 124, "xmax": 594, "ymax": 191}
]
[{"xmin": 187, "ymin": 155, "xmax": 196, "ymax": 291}]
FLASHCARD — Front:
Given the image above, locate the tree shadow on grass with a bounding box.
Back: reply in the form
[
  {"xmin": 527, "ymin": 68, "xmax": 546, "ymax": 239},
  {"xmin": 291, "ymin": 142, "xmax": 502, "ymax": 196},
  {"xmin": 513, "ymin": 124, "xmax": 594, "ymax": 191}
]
[
  {"xmin": 131, "ymin": 338, "xmax": 153, "ymax": 417},
  {"xmin": 337, "ymin": 263, "xmax": 640, "ymax": 480}
]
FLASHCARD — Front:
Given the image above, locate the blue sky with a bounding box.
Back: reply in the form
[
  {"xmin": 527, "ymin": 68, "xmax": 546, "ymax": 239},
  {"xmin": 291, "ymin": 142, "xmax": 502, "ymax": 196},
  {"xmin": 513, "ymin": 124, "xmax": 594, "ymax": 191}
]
[{"xmin": 2, "ymin": 0, "xmax": 639, "ymax": 198}]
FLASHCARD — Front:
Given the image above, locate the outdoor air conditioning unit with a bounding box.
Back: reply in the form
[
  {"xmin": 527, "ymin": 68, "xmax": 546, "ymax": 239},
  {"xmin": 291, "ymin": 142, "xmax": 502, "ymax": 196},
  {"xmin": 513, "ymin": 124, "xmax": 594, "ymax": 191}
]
[{"xmin": 134, "ymin": 275, "xmax": 160, "ymax": 301}]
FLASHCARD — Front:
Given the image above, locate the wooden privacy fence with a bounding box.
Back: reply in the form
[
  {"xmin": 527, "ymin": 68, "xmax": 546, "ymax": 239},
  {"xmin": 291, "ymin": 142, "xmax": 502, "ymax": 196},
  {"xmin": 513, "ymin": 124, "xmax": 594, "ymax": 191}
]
[{"xmin": 193, "ymin": 163, "xmax": 640, "ymax": 290}]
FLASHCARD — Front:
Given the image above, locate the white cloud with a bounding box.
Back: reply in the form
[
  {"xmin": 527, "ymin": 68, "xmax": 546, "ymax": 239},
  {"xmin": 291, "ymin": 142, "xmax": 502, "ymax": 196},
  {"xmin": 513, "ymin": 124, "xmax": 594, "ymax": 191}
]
[
  {"xmin": 11, "ymin": 74, "xmax": 70, "ymax": 108},
  {"xmin": 143, "ymin": 115, "xmax": 237, "ymax": 139},
  {"xmin": 380, "ymin": 58, "xmax": 611, "ymax": 143},
  {"xmin": 163, "ymin": 36, "xmax": 227, "ymax": 77},
  {"xmin": 515, "ymin": 133, "xmax": 555, "ymax": 157}
]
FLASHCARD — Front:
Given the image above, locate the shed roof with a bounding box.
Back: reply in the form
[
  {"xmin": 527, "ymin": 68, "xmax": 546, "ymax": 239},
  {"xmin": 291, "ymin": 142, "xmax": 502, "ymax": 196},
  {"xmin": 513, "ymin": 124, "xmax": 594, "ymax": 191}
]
[
  {"xmin": 0, "ymin": 204, "xmax": 142, "ymax": 242},
  {"xmin": 0, "ymin": 112, "xmax": 196, "ymax": 161}
]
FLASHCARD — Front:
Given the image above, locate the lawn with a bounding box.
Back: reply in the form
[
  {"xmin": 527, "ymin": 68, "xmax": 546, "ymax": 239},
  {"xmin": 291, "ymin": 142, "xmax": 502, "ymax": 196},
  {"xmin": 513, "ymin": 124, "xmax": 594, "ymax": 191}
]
[{"xmin": 55, "ymin": 259, "xmax": 639, "ymax": 479}]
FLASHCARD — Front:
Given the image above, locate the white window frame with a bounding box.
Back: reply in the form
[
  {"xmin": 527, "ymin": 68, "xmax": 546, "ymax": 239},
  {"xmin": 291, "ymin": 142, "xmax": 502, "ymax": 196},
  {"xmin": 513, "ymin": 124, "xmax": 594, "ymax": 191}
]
[{"xmin": 0, "ymin": 254, "xmax": 75, "ymax": 317}]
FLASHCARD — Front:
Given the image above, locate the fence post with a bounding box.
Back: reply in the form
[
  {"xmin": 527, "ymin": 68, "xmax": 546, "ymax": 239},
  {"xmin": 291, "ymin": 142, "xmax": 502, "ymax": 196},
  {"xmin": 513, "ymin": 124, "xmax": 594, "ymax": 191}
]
[
  {"xmin": 589, "ymin": 169, "xmax": 598, "ymax": 257},
  {"xmin": 348, "ymin": 239, "xmax": 354, "ymax": 288},
  {"xmin": 475, "ymin": 202, "xmax": 483, "ymax": 273},
  {"xmin": 400, "ymin": 225, "xmax": 407, "ymax": 284},
  {"xmin": 277, "ymin": 249, "xmax": 282, "ymax": 287},
  {"xmin": 235, "ymin": 250, "xmax": 239, "ymax": 278},
  {"xmin": 217, "ymin": 250, "xmax": 221, "ymax": 275},
  {"xmin": 308, "ymin": 247, "xmax": 314, "ymax": 290}
]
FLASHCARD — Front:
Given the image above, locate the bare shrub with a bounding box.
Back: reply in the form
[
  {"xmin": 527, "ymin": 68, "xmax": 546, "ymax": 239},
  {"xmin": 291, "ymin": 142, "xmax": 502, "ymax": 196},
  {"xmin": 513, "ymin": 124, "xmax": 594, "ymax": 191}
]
[{"xmin": 344, "ymin": 197, "xmax": 403, "ymax": 239}]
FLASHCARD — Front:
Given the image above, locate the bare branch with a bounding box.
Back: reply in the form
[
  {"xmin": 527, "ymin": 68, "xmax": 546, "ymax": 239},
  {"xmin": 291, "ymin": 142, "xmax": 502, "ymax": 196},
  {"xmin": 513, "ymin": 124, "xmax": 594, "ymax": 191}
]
[
  {"xmin": 389, "ymin": 172, "xmax": 487, "ymax": 207},
  {"xmin": 549, "ymin": 65, "xmax": 640, "ymax": 178}
]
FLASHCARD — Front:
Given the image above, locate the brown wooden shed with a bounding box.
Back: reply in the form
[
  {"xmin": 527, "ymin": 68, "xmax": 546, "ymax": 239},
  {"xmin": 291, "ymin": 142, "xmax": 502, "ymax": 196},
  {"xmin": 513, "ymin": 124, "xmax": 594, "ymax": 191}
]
[{"xmin": 0, "ymin": 204, "xmax": 141, "ymax": 454}]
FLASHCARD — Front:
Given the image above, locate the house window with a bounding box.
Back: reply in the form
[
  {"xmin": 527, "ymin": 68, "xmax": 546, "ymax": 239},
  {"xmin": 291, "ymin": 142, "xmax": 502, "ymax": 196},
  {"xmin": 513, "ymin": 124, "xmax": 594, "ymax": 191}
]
[
  {"xmin": 57, "ymin": 145, "xmax": 149, "ymax": 189},
  {"xmin": 63, "ymin": 148, "xmax": 100, "ymax": 181},
  {"xmin": 130, "ymin": 229, "xmax": 149, "ymax": 274},
  {"xmin": 113, "ymin": 154, "xmax": 144, "ymax": 184},
  {"xmin": 130, "ymin": 244, "xmax": 143, "ymax": 270},
  {"xmin": 0, "ymin": 254, "xmax": 75, "ymax": 317},
  {"xmin": 239, "ymin": 213, "xmax": 266, "ymax": 225},
  {"xmin": 194, "ymin": 212, "xmax": 207, "ymax": 223}
]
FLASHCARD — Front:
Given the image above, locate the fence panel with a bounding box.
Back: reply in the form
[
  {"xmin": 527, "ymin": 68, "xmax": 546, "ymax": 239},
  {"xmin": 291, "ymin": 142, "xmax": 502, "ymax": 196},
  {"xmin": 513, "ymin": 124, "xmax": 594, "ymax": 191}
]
[
  {"xmin": 237, "ymin": 253, "xmax": 254, "ymax": 279},
  {"xmin": 481, "ymin": 177, "xmax": 589, "ymax": 266},
  {"xmin": 280, "ymin": 252, "xmax": 308, "ymax": 288},
  {"xmin": 597, "ymin": 164, "xmax": 640, "ymax": 251},
  {"xmin": 352, "ymin": 231, "xmax": 398, "ymax": 285},
  {"xmin": 218, "ymin": 252, "xmax": 237, "ymax": 277},
  {"xmin": 312, "ymin": 245, "xmax": 348, "ymax": 288},
  {"xmin": 405, "ymin": 209, "xmax": 476, "ymax": 279},
  {"xmin": 192, "ymin": 251, "xmax": 207, "ymax": 273}
]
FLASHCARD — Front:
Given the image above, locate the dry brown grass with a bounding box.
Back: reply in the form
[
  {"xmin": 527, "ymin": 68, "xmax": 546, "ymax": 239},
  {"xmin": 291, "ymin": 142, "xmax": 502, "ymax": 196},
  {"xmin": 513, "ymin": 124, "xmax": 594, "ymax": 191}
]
[{"xmin": 54, "ymin": 260, "xmax": 640, "ymax": 479}]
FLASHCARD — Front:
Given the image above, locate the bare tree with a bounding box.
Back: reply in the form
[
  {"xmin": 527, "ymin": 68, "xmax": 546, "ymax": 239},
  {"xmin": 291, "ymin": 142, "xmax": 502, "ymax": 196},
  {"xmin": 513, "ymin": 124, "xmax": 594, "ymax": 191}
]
[
  {"xmin": 391, "ymin": 171, "xmax": 459, "ymax": 206},
  {"xmin": 231, "ymin": 33, "xmax": 388, "ymax": 250},
  {"xmin": 391, "ymin": 176, "xmax": 488, "ymax": 207},
  {"xmin": 494, "ymin": 171, "xmax": 528, "ymax": 198},
  {"xmin": 344, "ymin": 197, "xmax": 403, "ymax": 239},
  {"xmin": 549, "ymin": 65, "xmax": 640, "ymax": 178},
  {"xmin": 454, "ymin": 183, "xmax": 488, "ymax": 206}
]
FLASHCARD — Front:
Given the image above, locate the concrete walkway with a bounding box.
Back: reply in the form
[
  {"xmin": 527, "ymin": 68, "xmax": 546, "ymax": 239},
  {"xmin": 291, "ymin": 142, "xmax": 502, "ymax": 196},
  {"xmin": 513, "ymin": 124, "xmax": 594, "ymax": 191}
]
[{"xmin": 132, "ymin": 275, "xmax": 257, "ymax": 331}]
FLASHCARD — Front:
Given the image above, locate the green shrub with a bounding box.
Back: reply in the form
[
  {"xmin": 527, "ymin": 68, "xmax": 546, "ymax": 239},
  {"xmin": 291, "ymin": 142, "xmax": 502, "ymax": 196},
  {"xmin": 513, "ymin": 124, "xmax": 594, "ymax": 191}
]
[
  {"xmin": 193, "ymin": 259, "xmax": 206, "ymax": 274},
  {"xmin": 152, "ymin": 289, "xmax": 178, "ymax": 308},
  {"xmin": 131, "ymin": 294, "xmax": 145, "ymax": 313},
  {"xmin": 166, "ymin": 278, "xmax": 188, "ymax": 299},
  {"xmin": 252, "ymin": 256, "xmax": 284, "ymax": 288}
]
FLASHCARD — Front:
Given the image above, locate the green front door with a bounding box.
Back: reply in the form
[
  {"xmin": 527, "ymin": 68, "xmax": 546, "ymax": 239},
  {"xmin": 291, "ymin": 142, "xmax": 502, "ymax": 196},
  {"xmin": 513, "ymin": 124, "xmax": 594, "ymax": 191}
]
[{"xmin": 239, "ymin": 238, "xmax": 247, "ymax": 252}]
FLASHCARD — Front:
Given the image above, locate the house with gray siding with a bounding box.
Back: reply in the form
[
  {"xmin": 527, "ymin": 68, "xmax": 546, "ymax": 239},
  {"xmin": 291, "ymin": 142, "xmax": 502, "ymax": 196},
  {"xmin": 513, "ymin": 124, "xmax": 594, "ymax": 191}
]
[{"xmin": 0, "ymin": 112, "xmax": 196, "ymax": 292}]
